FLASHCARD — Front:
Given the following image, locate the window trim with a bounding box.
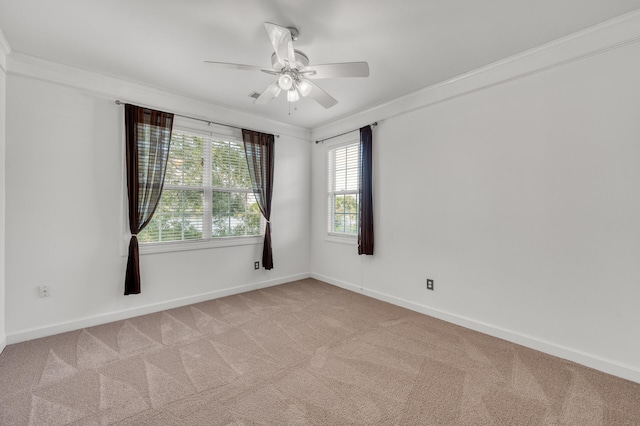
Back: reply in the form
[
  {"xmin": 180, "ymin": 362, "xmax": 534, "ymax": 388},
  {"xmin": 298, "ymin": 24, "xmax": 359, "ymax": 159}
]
[
  {"xmin": 325, "ymin": 233, "xmax": 357, "ymax": 245},
  {"xmin": 138, "ymin": 234, "xmax": 263, "ymax": 255},
  {"xmin": 325, "ymin": 136, "xmax": 360, "ymax": 243},
  {"xmin": 124, "ymin": 119, "xmax": 265, "ymax": 255}
]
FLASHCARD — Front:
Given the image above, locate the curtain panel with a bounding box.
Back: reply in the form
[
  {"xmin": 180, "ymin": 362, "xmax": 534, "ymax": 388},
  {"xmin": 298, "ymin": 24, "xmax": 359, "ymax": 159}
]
[
  {"xmin": 241, "ymin": 129, "xmax": 275, "ymax": 269},
  {"xmin": 358, "ymin": 125, "xmax": 374, "ymax": 255},
  {"xmin": 124, "ymin": 104, "xmax": 174, "ymax": 294}
]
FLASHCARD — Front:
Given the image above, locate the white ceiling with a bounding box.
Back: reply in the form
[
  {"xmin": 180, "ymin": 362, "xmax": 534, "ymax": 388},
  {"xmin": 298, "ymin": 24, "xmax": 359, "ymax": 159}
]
[{"xmin": 2, "ymin": 0, "xmax": 640, "ymax": 129}]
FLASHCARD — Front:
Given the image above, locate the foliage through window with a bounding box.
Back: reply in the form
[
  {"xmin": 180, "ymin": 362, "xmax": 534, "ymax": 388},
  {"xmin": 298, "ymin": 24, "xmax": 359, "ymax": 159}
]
[
  {"xmin": 139, "ymin": 127, "xmax": 262, "ymax": 244},
  {"xmin": 328, "ymin": 142, "xmax": 360, "ymax": 236}
]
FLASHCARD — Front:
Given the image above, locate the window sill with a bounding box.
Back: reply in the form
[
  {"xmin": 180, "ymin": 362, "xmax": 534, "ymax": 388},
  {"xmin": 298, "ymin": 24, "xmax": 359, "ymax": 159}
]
[
  {"xmin": 325, "ymin": 233, "xmax": 357, "ymax": 245},
  {"xmin": 137, "ymin": 235, "xmax": 264, "ymax": 255}
]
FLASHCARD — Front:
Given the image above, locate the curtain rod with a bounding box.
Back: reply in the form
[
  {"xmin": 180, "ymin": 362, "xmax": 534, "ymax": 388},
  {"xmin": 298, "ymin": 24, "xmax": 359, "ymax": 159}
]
[
  {"xmin": 315, "ymin": 122, "xmax": 378, "ymax": 144},
  {"xmin": 114, "ymin": 100, "xmax": 279, "ymax": 138}
]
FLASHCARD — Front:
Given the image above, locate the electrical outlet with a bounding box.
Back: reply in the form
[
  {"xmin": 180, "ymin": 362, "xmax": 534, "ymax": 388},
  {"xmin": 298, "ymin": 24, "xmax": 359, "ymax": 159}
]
[
  {"xmin": 254, "ymin": 261, "xmax": 260, "ymax": 270},
  {"xmin": 426, "ymin": 279, "xmax": 434, "ymax": 291},
  {"xmin": 39, "ymin": 285, "xmax": 51, "ymax": 298}
]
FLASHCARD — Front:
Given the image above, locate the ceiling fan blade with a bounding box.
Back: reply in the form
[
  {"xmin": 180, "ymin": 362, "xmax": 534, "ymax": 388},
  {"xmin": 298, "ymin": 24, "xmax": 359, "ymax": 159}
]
[
  {"xmin": 203, "ymin": 61, "xmax": 271, "ymax": 72},
  {"xmin": 306, "ymin": 80, "xmax": 338, "ymax": 108},
  {"xmin": 264, "ymin": 22, "xmax": 296, "ymax": 68},
  {"xmin": 254, "ymin": 81, "xmax": 282, "ymax": 104},
  {"xmin": 303, "ymin": 62, "xmax": 369, "ymax": 79}
]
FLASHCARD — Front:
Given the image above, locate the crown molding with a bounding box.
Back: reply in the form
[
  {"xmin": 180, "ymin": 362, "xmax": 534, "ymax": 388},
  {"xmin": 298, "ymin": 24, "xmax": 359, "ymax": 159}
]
[
  {"xmin": 312, "ymin": 8, "xmax": 640, "ymax": 141},
  {"xmin": 6, "ymin": 52, "xmax": 310, "ymax": 141},
  {"xmin": 0, "ymin": 27, "xmax": 11, "ymax": 73}
]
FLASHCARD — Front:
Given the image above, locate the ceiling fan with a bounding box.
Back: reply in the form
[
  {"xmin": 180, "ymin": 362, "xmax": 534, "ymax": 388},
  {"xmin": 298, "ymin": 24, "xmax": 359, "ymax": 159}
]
[{"xmin": 205, "ymin": 23, "xmax": 369, "ymax": 109}]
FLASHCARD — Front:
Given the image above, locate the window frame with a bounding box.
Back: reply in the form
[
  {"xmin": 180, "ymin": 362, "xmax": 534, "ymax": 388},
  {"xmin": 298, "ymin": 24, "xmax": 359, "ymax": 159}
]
[
  {"xmin": 326, "ymin": 137, "xmax": 361, "ymax": 245},
  {"xmin": 128, "ymin": 119, "xmax": 264, "ymax": 255}
]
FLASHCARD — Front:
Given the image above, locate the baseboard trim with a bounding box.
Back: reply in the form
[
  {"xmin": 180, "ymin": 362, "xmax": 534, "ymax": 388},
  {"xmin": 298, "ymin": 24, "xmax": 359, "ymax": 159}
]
[
  {"xmin": 6, "ymin": 273, "xmax": 311, "ymax": 345},
  {"xmin": 0, "ymin": 334, "xmax": 6, "ymax": 355},
  {"xmin": 311, "ymin": 272, "xmax": 640, "ymax": 384}
]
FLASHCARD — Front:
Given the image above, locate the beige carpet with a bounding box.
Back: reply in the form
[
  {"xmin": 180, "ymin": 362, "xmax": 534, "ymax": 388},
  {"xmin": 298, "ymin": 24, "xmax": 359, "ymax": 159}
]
[{"xmin": 1, "ymin": 279, "xmax": 639, "ymax": 425}]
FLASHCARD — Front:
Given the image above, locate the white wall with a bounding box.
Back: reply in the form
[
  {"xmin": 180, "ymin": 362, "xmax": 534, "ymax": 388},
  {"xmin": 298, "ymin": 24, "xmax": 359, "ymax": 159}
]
[
  {"xmin": 0, "ymin": 31, "xmax": 8, "ymax": 353},
  {"xmin": 311, "ymin": 17, "xmax": 640, "ymax": 382},
  {"xmin": 4, "ymin": 63, "xmax": 311, "ymax": 342}
]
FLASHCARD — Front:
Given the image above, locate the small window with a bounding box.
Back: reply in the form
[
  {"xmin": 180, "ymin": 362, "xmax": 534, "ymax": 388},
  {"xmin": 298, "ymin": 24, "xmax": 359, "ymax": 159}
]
[
  {"xmin": 138, "ymin": 127, "xmax": 262, "ymax": 245},
  {"xmin": 327, "ymin": 141, "xmax": 360, "ymax": 236}
]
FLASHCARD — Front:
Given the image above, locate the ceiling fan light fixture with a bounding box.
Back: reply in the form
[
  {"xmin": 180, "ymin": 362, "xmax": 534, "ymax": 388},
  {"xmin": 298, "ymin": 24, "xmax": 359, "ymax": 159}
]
[
  {"xmin": 278, "ymin": 73, "xmax": 293, "ymax": 90},
  {"xmin": 287, "ymin": 88, "xmax": 300, "ymax": 102},
  {"xmin": 297, "ymin": 79, "xmax": 313, "ymax": 97}
]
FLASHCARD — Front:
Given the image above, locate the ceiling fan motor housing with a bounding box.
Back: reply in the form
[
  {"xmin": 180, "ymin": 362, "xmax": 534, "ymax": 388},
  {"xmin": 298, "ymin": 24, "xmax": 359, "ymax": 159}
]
[{"xmin": 271, "ymin": 50, "xmax": 309, "ymax": 70}]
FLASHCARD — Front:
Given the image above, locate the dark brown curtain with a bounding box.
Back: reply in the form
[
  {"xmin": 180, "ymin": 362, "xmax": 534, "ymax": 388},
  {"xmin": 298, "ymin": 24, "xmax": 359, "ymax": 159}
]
[
  {"xmin": 358, "ymin": 125, "xmax": 374, "ymax": 255},
  {"xmin": 242, "ymin": 129, "xmax": 275, "ymax": 269},
  {"xmin": 124, "ymin": 104, "xmax": 174, "ymax": 294}
]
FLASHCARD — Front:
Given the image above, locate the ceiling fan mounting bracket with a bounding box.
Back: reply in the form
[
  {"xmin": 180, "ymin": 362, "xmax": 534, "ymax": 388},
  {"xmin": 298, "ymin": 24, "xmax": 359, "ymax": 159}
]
[
  {"xmin": 271, "ymin": 50, "xmax": 309, "ymax": 70},
  {"xmin": 287, "ymin": 27, "xmax": 299, "ymax": 41}
]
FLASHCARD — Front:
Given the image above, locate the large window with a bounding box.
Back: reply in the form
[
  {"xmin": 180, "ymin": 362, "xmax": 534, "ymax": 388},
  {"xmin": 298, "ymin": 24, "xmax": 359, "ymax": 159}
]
[
  {"xmin": 328, "ymin": 141, "xmax": 360, "ymax": 236},
  {"xmin": 138, "ymin": 127, "xmax": 262, "ymax": 245}
]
